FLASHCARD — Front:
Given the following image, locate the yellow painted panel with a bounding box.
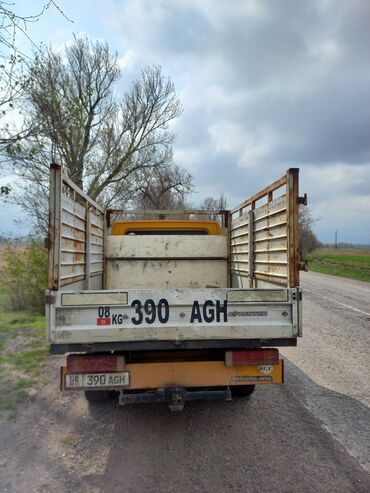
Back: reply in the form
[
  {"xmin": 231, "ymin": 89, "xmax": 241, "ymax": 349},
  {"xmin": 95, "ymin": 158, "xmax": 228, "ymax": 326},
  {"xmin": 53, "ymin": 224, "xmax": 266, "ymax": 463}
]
[
  {"xmin": 126, "ymin": 359, "xmax": 283, "ymax": 389},
  {"xmin": 111, "ymin": 220, "xmax": 221, "ymax": 235}
]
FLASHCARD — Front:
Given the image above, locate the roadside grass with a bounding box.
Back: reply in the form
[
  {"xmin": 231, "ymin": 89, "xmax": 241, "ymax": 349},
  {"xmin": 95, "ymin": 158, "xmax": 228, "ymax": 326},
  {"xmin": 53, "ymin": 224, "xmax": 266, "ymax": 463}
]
[
  {"xmin": 0, "ymin": 242, "xmax": 49, "ymax": 419},
  {"xmin": 306, "ymin": 248, "xmax": 370, "ymax": 283},
  {"xmin": 0, "ymin": 311, "xmax": 45, "ymax": 333},
  {"xmin": 0, "ymin": 308, "xmax": 47, "ymax": 419}
]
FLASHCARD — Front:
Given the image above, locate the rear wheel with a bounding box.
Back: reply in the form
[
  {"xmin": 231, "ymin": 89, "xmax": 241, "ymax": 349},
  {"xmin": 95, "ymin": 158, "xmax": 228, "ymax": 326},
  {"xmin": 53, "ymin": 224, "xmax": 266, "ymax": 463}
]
[
  {"xmin": 231, "ymin": 385, "xmax": 256, "ymax": 398},
  {"xmin": 84, "ymin": 390, "xmax": 111, "ymax": 403}
]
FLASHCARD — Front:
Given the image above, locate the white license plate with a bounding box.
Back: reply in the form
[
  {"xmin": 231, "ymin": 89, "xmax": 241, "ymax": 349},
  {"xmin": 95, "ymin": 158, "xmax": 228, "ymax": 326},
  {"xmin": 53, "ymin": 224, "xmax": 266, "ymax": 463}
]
[{"xmin": 65, "ymin": 372, "xmax": 130, "ymax": 389}]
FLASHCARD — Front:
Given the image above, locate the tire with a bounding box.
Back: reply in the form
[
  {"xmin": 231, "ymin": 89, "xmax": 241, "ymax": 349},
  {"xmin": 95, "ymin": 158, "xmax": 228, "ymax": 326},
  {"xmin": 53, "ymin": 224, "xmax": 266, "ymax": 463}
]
[
  {"xmin": 84, "ymin": 390, "xmax": 111, "ymax": 403},
  {"xmin": 231, "ymin": 385, "xmax": 256, "ymax": 398}
]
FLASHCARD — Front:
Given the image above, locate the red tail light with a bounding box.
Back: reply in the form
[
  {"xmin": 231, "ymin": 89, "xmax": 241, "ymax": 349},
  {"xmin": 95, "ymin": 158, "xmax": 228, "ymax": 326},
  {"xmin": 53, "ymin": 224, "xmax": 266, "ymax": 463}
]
[
  {"xmin": 67, "ymin": 354, "xmax": 125, "ymax": 373},
  {"xmin": 225, "ymin": 349, "xmax": 279, "ymax": 367}
]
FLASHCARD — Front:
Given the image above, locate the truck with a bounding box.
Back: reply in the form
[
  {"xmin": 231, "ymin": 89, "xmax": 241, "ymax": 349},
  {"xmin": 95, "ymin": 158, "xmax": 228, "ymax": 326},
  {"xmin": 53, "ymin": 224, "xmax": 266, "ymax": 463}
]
[{"xmin": 46, "ymin": 163, "xmax": 306, "ymax": 411}]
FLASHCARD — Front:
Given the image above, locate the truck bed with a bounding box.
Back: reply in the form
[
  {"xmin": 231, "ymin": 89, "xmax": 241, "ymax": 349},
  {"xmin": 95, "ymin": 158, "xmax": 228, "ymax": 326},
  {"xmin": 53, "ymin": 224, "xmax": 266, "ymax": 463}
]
[{"xmin": 46, "ymin": 165, "xmax": 304, "ymax": 355}]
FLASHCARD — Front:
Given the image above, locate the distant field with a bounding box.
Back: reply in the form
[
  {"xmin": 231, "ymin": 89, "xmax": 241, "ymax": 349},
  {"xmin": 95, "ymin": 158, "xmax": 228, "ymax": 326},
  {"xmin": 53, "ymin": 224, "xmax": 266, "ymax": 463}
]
[{"xmin": 306, "ymin": 248, "xmax": 370, "ymax": 283}]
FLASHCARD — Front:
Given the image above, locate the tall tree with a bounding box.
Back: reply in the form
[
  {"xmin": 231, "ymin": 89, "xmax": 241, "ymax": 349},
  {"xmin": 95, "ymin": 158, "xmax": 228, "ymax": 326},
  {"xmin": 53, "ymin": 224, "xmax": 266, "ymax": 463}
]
[
  {"xmin": 198, "ymin": 194, "xmax": 227, "ymax": 221},
  {"xmin": 0, "ymin": 1, "xmax": 70, "ymax": 147},
  {"xmin": 135, "ymin": 164, "xmax": 193, "ymax": 213},
  {"xmin": 299, "ymin": 206, "xmax": 322, "ymax": 257},
  {"xmin": 6, "ymin": 36, "xmax": 186, "ymax": 233},
  {"xmin": 25, "ymin": 35, "xmax": 120, "ymax": 189},
  {"xmin": 0, "ymin": 1, "xmax": 71, "ymax": 205}
]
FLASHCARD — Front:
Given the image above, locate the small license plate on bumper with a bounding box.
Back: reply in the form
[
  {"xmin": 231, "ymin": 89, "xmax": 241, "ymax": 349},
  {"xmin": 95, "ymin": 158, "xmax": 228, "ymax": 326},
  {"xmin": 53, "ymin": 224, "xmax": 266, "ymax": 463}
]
[{"xmin": 65, "ymin": 372, "xmax": 130, "ymax": 389}]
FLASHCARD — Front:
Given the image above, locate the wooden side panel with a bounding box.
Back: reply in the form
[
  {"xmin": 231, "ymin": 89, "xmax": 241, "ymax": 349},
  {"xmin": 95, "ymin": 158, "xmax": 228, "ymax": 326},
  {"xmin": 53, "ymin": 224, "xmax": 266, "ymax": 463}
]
[
  {"xmin": 230, "ymin": 169, "xmax": 300, "ymax": 288},
  {"xmin": 48, "ymin": 164, "xmax": 105, "ymax": 291}
]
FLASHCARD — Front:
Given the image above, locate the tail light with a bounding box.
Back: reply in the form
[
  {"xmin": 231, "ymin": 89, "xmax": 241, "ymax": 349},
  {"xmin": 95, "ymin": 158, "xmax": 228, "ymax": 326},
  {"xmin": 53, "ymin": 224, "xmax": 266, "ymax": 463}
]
[
  {"xmin": 67, "ymin": 354, "xmax": 125, "ymax": 373},
  {"xmin": 225, "ymin": 349, "xmax": 279, "ymax": 367}
]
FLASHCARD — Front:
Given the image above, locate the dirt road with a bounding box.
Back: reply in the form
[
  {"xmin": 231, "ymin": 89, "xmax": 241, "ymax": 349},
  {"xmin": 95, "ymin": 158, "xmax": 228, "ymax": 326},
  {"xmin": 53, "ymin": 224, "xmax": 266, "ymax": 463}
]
[{"xmin": 0, "ymin": 271, "xmax": 369, "ymax": 492}]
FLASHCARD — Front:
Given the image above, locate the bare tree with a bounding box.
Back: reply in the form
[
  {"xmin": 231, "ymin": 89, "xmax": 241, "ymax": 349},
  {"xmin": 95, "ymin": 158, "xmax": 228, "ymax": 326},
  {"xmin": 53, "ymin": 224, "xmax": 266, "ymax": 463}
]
[
  {"xmin": 299, "ymin": 205, "xmax": 322, "ymax": 257},
  {"xmin": 135, "ymin": 164, "xmax": 193, "ymax": 214},
  {"xmin": 87, "ymin": 65, "xmax": 183, "ymax": 203},
  {"xmin": 24, "ymin": 35, "xmax": 120, "ymax": 188},
  {"xmin": 0, "ymin": 1, "xmax": 71, "ymax": 147},
  {"xmin": 0, "ymin": 1, "xmax": 71, "ymax": 204},
  {"xmin": 6, "ymin": 36, "xmax": 185, "ymax": 234},
  {"xmin": 198, "ymin": 194, "xmax": 227, "ymax": 221}
]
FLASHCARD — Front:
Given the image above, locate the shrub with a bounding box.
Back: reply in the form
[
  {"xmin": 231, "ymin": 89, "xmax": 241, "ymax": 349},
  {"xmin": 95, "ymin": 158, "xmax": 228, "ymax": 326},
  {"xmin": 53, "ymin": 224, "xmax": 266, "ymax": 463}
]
[
  {"xmin": 0, "ymin": 240, "xmax": 47, "ymax": 313},
  {"xmin": 299, "ymin": 206, "xmax": 322, "ymax": 258}
]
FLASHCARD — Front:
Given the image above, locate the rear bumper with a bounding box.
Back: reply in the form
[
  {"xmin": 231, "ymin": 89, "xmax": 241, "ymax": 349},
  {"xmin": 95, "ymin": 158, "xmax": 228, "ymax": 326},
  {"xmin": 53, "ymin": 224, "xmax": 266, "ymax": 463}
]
[
  {"xmin": 51, "ymin": 338, "xmax": 296, "ymax": 355},
  {"xmin": 119, "ymin": 387, "xmax": 232, "ymax": 408},
  {"xmin": 61, "ymin": 358, "xmax": 284, "ymax": 391}
]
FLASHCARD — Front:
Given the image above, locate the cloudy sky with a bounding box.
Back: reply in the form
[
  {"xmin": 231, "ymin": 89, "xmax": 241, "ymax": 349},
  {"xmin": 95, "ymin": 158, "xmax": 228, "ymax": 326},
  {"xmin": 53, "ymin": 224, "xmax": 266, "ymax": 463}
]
[{"xmin": 1, "ymin": 0, "xmax": 369, "ymax": 243}]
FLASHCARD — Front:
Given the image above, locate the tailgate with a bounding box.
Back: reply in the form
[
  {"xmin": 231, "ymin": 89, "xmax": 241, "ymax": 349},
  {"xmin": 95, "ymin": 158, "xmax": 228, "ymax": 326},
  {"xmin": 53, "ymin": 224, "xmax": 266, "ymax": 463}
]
[{"xmin": 47, "ymin": 287, "xmax": 301, "ymax": 351}]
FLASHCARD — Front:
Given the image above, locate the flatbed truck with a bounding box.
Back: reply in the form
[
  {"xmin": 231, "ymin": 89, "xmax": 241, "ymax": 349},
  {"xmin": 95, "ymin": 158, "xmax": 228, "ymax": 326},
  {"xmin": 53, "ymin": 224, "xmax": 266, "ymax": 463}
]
[{"xmin": 46, "ymin": 164, "xmax": 305, "ymax": 411}]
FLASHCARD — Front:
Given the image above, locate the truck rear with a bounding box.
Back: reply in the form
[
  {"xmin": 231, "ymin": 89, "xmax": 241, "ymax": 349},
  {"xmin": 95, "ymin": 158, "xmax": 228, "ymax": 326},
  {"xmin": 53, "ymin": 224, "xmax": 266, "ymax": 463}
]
[{"xmin": 46, "ymin": 164, "xmax": 305, "ymax": 410}]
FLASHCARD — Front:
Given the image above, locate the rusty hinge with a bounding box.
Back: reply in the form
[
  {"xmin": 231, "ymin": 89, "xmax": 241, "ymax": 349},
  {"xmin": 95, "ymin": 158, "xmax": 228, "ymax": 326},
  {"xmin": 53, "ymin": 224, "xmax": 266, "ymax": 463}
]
[
  {"xmin": 106, "ymin": 209, "xmax": 113, "ymax": 228},
  {"xmin": 45, "ymin": 294, "xmax": 56, "ymax": 305},
  {"xmin": 44, "ymin": 236, "xmax": 51, "ymax": 250},
  {"xmin": 298, "ymin": 194, "xmax": 308, "ymax": 206}
]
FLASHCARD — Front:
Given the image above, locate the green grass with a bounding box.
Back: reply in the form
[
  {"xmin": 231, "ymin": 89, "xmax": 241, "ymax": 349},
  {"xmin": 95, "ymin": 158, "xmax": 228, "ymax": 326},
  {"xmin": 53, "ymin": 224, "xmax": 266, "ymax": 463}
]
[
  {"xmin": 0, "ymin": 242, "xmax": 49, "ymax": 418},
  {"xmin": 0, "ymin": 385, "xmax": 29, "ymax": 410},
  {"xmin": 0, "ymin": 311, "xmax": 45, "ymax": 333},
  {"xmin": 12, "ymin": 349, "xmax": 48, "ymax": 376},
  {"xmin": 306, "ymin": 248, "xmax": 370, "ymax": 282},
  {"xmin": 0, "ymin": 308, "xmax": 47, "ymax": 419},
  {"xmin": 15, "ymin": 378, "xmax": 35, "ymax": 390}
]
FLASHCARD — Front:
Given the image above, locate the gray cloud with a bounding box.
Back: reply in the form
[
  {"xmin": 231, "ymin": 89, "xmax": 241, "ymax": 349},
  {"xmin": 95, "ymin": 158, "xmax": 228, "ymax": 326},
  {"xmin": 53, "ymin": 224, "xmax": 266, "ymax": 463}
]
[
  {"xmin": 104, "ymin": 0, "xmax": 370, "ymax": 243},
  {"xmin": 3, "ymin": 0, "xmax": 369, "ymax": 243}
]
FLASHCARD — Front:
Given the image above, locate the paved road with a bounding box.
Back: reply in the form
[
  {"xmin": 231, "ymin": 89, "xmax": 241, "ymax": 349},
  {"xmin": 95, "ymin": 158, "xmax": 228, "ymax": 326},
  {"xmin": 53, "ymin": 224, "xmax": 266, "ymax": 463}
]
[
  {"xmin": 286, "ymin": 271, "xmax": 370, "ymax": 408},
  {"xmin": 281, "ymin": 271, "xmax": 370, "ymax": 475},
  {"xmin": 301, "ymin": 270, "xmax": 370, "ymax": 317},
  {"xmin": 0, "ymin": 272, "xmax": 369, "ymax": 492}
]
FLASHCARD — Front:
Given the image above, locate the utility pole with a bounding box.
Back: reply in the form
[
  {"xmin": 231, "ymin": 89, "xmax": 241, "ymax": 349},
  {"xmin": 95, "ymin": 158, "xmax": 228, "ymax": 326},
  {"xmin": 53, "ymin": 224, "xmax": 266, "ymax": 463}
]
[{"xmin": 335, "ymin": 230, "xmax": 338, "ymax": 249}]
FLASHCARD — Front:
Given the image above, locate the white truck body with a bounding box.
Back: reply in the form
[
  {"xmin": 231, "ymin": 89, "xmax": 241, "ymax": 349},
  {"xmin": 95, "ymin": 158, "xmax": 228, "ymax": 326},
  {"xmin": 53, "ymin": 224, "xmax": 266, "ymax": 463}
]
[{"xmin": 46, "ymin": 165, "xmax": 304, "ymax": 355}]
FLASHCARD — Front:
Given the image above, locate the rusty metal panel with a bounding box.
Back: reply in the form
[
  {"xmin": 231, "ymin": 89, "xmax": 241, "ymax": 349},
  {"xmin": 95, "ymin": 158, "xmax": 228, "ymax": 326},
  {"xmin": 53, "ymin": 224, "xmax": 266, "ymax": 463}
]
[
  {"xmin": 91, "ymin": 230, "xmax": 104, "ymax": 244},
  {"xmin": 60, "ymin": 264, "xmax": 85, "ymax": 278},
  {"xmin": 61, "ymin": 224, "xmax": 86, "ymax": 243},
  {"xmin": 48, "ymin": 164, "xmax": 62, "ymax": 290},
  {"xmin": 231, "ymin": 175, "xmax": 287, "ymax": 214},
  {"xmin": 62, "ymin": 195, "xmax": 87, "ymax": 221},
  {"xmin": 90, "ymin": 211, "xmax": 104, "ymax": 228},
  {"xmin": 48, "ymin": 164, "xmax": 105, "ymax": 291},
  {"xmin": 287, "ymin": 168, "xmax": 300, "ymax": 287},
  {"xmin": 230, "ymin": 169, "xmax": 301, "ymax": 288},
  {"xmin": 230, "ymin": 208, "xmax": 250, "ymax": 287}
]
